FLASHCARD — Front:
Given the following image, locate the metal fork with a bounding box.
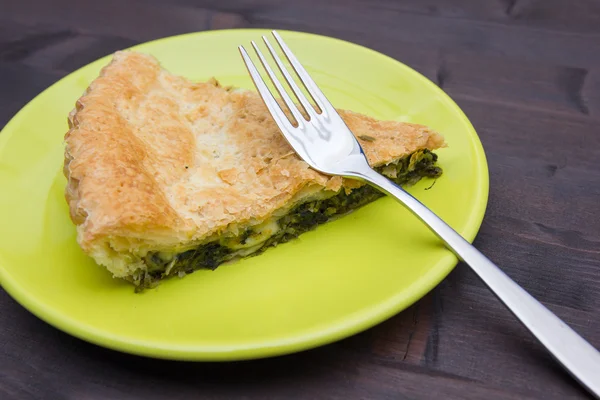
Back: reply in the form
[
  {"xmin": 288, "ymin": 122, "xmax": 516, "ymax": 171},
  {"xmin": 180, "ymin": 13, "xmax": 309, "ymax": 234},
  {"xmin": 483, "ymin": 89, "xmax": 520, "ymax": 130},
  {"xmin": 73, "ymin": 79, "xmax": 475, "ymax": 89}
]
[{"xmin": 239, "ymin": 31, "xmax": 600, "ymax": 397}]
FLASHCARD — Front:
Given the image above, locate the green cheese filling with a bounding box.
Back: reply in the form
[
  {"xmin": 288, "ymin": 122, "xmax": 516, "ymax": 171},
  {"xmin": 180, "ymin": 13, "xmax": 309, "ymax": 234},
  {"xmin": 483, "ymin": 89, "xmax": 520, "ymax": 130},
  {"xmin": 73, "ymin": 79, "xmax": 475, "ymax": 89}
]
[{"xmin": 130, "ymin": 150, "xmax": 442, "ymax": 290}]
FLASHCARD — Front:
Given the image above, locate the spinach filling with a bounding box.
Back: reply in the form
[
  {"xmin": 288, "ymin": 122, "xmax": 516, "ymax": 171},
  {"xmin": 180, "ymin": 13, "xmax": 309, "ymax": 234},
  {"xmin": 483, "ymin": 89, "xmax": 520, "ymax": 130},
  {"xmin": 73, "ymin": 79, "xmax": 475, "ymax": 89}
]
[{"xmin": 131, "ymin": 150, "xmax": 442, "ymax": 290}]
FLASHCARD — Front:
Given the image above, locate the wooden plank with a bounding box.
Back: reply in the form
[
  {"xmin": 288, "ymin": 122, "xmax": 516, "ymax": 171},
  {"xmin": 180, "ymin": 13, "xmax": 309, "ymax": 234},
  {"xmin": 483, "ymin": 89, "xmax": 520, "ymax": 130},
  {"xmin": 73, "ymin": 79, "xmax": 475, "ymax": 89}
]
[
  {"xmin": 6, "ymin": 30, "xmax": 137, "ymax": 73},
  {"xmin": 583, "ymin": 69, "xmax": 600, "ymax": 117},
  {"xmin": 3, "ymin": 0, "xmax": 246, "ymax": 43},
  {"xmin": 236, "ymin": 2, "xmax": 600, "ymax": 68},
  {"xmin": 369, "ymin": 296, "xmax": 433, "ymax": 364},
  {"xmin": 442, "ymin": 53, "xmax": 596, "ymax": 117},
  {"xmin": 452, "ymin": 99, "xmax": 600, "ymax": 236},
  {"xmin": 0, "ymin": 62, "xmax": 65, "ymax": 128},
  {"xmin": 6, "ymin": 0, "xmax": 600, "ymax": 69},
  {"xmin": 175, "ymin": 0, "xmax": 600, "ymax": 35},
  {"xmin": 346, "ymin": 0, "xmax": 600, "ymax": 35},
  {"xmin": 428, "ymin": 278, "xmax": 598, "ymax": 398}
]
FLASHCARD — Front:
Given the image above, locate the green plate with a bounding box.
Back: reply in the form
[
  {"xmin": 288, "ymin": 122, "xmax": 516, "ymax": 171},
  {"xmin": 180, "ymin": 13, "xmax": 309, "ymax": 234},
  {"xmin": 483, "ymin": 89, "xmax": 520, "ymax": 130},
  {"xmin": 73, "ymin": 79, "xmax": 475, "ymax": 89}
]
[{"xmin": 0, "ymin": 29, "xmax": 488, "ymax": 361}]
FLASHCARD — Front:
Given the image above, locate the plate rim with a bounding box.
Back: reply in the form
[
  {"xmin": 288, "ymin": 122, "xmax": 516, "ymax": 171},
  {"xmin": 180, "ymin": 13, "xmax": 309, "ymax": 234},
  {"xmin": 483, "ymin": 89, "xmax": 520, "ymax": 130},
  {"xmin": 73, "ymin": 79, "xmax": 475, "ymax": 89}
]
[{"xmin": 0, "ymin": 28, "xmax": 489, "ymax": 361}]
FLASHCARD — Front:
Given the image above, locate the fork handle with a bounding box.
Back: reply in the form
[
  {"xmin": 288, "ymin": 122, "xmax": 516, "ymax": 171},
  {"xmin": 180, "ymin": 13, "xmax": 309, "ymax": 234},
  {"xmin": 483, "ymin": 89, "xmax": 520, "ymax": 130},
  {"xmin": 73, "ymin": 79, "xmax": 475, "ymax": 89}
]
[{"xmin": 353, "ymin": 164, "xmax": 600, "ymax": 398}]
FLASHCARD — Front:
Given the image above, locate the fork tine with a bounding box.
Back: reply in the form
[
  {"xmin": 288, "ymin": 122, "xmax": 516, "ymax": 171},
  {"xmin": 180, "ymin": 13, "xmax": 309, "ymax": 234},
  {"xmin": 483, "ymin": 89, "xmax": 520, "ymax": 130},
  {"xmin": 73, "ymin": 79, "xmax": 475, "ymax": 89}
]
[
  {"xmin": 272, "ymin": 31, "xmax": 333, "ymax": 115},
  {"xmin": 238, "ymin": 45, "xmax": 295, "ymax": 131},
  {"xmin": 261, "ymin": 35, "xmax": 318, "ymax": 119},
  {"xmin": 250, "ymin": 41, "xmax": 305, "ymax": 126}
]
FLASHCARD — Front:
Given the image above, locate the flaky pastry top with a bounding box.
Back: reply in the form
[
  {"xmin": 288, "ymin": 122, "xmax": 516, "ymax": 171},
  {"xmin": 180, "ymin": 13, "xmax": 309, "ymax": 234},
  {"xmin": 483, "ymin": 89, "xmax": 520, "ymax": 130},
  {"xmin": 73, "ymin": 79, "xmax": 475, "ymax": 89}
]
[{"xmin": 64, "ymin": 51, "xmax": 445, "ymax": 262}]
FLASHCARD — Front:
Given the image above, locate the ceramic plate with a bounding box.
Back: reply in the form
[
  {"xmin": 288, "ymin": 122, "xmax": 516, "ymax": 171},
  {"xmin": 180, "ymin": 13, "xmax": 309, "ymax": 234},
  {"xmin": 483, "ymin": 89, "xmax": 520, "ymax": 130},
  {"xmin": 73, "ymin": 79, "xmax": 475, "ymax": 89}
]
[{"xmin": 0, "ymin": 29, "xmax": 488, "ymax": 360}]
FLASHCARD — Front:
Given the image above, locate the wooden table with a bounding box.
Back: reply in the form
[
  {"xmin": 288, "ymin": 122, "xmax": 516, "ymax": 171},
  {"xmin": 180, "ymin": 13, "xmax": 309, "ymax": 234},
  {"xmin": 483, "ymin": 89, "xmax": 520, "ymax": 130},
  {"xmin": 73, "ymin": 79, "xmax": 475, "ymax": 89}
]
[{"xmin": 1, "ymin": 1, "xmax": 599, "ymax": 398}]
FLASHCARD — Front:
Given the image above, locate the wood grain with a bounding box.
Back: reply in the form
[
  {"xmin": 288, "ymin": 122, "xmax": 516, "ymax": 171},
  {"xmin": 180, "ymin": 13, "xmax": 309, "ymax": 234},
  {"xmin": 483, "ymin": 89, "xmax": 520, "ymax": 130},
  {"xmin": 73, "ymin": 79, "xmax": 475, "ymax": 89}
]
[{"xmin": 1, "ymin": 0, "xmax": 599, "ymax": 399}]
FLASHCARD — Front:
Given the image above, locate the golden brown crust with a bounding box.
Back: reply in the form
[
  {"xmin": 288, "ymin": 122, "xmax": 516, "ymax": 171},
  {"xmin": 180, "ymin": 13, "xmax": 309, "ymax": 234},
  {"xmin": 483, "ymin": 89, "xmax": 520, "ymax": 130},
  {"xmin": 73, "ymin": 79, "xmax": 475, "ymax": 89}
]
[{"xmin": 64, "ymin": 51, "xmax": 445, "ymax": 276}]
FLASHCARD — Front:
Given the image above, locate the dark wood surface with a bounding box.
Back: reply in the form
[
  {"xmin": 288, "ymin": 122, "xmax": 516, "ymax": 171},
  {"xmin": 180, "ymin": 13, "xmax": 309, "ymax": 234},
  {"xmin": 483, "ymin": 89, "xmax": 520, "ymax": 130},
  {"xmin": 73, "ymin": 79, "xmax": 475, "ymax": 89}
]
[{"xmin": 1, "ymin": 0, "xmax": 599, "ymax": 399}]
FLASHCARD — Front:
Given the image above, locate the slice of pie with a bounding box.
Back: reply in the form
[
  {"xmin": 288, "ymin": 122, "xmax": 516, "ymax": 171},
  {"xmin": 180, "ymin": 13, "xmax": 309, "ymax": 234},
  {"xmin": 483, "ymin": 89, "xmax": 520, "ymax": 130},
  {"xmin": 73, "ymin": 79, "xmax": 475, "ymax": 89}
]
[{"xmin": 64, "ymin": 51, "xmax": 445, "ymax": 290}]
